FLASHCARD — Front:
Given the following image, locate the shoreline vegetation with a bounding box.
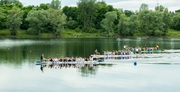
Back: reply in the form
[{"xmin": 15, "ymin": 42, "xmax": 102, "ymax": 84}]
[
  {"xmin": 0, "ymin": 29, "xmax": 180, "ymax": 38},
  {"xmin": 0, "ymin": 0, "xmax": 180, "ymax": 38}
]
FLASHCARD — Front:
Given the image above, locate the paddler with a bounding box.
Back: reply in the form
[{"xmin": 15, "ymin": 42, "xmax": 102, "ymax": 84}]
[
  {"xmin": 156, "ymin": 45, "xmax": 159, "ymax": 50},
  {"xmin": 40, "ymin": 54, "xmax": 45, "ymax": 61},
  {"xmin": 95, "ymin": 49, "xmax": 100, "ymax": 55}
]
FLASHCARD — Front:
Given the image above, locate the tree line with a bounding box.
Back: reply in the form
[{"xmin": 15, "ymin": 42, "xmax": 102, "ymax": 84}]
[{"xmin": 0, "ymin": 0, "xmax": 180, "ymax": 37}]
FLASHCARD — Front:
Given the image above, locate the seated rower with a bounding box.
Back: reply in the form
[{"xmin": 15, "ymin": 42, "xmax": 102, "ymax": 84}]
[
  {"xmin": 68, "ymin": 58, "xmax": 72, "ymax": 62},
  {"xmin": 49, "ymin": 58, "xmax": 53, "ymax": 62},
  {"xmin": 54, "ymin": 58, "xmax": 58, "ymax": 61},
  {"xmin": 90, "ymin": 56, "xmax": 93, "ymax": 61},
  {"xmin": 59, "ymin": 58, "xmax": 63, "ymax": 62}
]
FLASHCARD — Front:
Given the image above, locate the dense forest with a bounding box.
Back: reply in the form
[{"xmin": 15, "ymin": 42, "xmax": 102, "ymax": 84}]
[{"xmin": 0, "ymin": 0, "xmax": 180, "ymax": 37}]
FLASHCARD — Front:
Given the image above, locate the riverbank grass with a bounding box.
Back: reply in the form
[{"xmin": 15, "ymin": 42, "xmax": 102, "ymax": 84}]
[
  {"xmin": 167, "ymin": 29, "xmax": 180, "ymax": 37},
  {"xmin": 61, "ymin": 29, "xmax": 101, "ymax": 38},
  {"xmin": 0, "ymin": 29, "xmax": 180, "ymax": 37},
  {"xmin": 0, "ymin": 29, "xmax": 10, "ymax": 36}
]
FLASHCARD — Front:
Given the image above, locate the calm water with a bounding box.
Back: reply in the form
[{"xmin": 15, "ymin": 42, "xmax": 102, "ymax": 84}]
[{"xmin": 0, "ymin": 37, "xmax": 180, "ymax": 92}]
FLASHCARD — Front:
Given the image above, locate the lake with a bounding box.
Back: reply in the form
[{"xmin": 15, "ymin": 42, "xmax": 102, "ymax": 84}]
[{"xmin": 0, "ymin": 37, "xmax": 180, "ymax": 92}]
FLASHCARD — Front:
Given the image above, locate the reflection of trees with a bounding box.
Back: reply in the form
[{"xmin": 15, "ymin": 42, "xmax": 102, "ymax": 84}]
[
  {"xmin": 37, "ymin": 63, "xmax": 113, "ymax": 76},
  {"xmin": 22, "ymin": 46, "xmax": 27, "ymax": 59},
  {"xmin": 78, "ymin": 65, "xmax": 97, "ymax": 77},
  {"xmin": 78, "ymin": 64, "xmax": 113, "ymax": 77},
  {"xmin": 0, "ymin": 47, "xmax": 23, "ymax": 66}
]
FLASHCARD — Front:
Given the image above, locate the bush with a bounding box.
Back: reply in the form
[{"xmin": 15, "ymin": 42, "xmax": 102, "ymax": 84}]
[
  {"xmin": 154, "ymin": 30, "xmax": 163, "ymax": 36},
  {"xmin": 75, "ymin": 28, "xmax": 81, "ymax": 32},
  {"xmin": 82, "ymin": 27, "xmax": 97, "ymax": 33},
  {"xmin": 67, "ymin": 20, "xmax": 78, "ymax": 29}
]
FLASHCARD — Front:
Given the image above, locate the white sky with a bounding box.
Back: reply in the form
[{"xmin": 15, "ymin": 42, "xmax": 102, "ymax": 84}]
[{"xmin": 19, "ymin": 0, "xmax": 180, "ymax": 12}]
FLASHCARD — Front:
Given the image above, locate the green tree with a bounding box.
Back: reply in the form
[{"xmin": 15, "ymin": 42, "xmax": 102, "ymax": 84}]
[
  {"xmin": 139, "ymin": 3, "xmax": 149, "ymax": 11},
  {"xmin": 49, "ymin": 0, "xmax": 61, "ymax": 9},
  {"xmin": 175, "ymin": 9, "xmax": 180, "ymax": 13},
  {"xmin": 118, "ymin": 14, "xmax": 129, "ymax": 36},
  {"xmin": 0, "ymin": 7, "xmax": 6, "ymax": 29},
  {"xmin": 128, "ymin": 15, "xmax": 139, "ymax": 36},
  {"xmin": 21, "ymin": 5, "xmax": 35, "ymax": 30},
  {"xmin": 118, "ymin": 14, "xmax": 139, "ymax": 36},
  {"xmin": 162, "ymin": 8, "xmax": 172, "ymax": 35},
  {"xmin": 62, "ymin": 6, "xmax": 78, "ymax": 21},
  {"xmin": 101, "ymin": 11, "xmax": 117, "ymax": 36},
  {"xmin": 138, "ymin": 9, "xmax": 165, "ymax": 36},
  {"xmin": 39, "ymin": 3, "xmax": 49, "ymax": 10},
  {"xmin": 0, "ymin": 0, "xmax": 23, "ymax": 7},
  {"xmin": 95, "ymin": 1, "xmax": 114, "ymax": 30},
  {"xmin": 0, "ymin": 0, "xmax": 14, "ymax": 5},
  {"xmin": 138, "ymin": 10, "xmax": 150, "ymax": 35},
  {"xmin": 66, "ymin": 17, "xmax": 78, "ymax": 29},
  {"xmin": 47, "ymin": 8, "xmax": 67, "ymax": 37},
  {"xmin": 77, "ymin": 0, "xmax": 97, "ymax": 32},
  {"xmin": 7, "ymin": 6, "xmax": 22, "ymax": 36},
  {"xmin": 0, "ymin": 7, "xmax": 5, "ymax": 21},
  {"xmin": 155, "ymin": 5, "xmax": 165, "ymax": 12},
  {"xmin": 124, "ymin": 10, "xmax": 134, "ymax": 17},
  {"xmin": 62, "ymin": 6, "xmax": 78, "ymax": 29},
  {"xmin": 147, "ymin": 11, "xmax": 164, "ymax": 36},
  {"xmin": 25, "ymin": 10, "xmax": 49, "ymax": 36},
  {"xmin": 172, "ymin": 12, "xmax": 180, "ymax": 30}
]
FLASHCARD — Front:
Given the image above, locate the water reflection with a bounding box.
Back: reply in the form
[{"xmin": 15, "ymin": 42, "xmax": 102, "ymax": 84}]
[
  {"xmin": 78, "ymin": 64, "xmax": 97, "ymax": 77},
  {"xmin": 38, "ymin": 63, "xmax": 96, "ymax": 70},
  {"xmin": 40, "ymin": 65, "xmax": 44, "ymax": 73},
  {"xmin": 38, "ymin": 63, "xmax": 113, "ymax": 76},
  {"xmin": 78, "ymin": 63, "xmax": 114, "ymax": 77}
]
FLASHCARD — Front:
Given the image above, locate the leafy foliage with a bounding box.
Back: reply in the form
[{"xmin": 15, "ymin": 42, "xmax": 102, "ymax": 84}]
[
  {"xmin": 139, "ymin": 3, "xmax": 149, "ymax": 11},
  {"xmin": 0, "ymin": 7, "xmax": 6, "ymax": 29},
  {"xmin": 25, "ymin": 10, "xmax": 49, "ymax": 36},
  {"xmin": 118, "ymin": 14, "xmax": 139, "ymax": 36},
  {"xmin": 77, "ymin": 0, "xmax": 97, "ymax": 32},
  {"xmin": 94, "ymin": 1, "xmax": 115, "ymax": 29},
  {"xmin": 47, "ymin": 8, "xmax": 67, "ymax": 37},
  {"xmin": 49, "ymin": 0, "xmax": 61, "ymax": 9},
  {"xmin": 7, "ymin": 6, "xmax": 22, "ymax": 35},
  {"xmin": 172, "ymin": 13, "xmax": 180, "ymax": 30},
  {"xmin": 101, "ymin": 11, "xmax": 117, "ymax": 36},
  {"xmin": 0, "ymin": 0, "xmax": 180, "ymax": 37}
]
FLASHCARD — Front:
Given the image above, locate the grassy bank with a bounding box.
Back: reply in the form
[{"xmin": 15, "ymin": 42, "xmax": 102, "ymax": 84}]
[
  {"xmin": 0, "ymin": 29, "xmax": 102, "ymax": 38},
  {"xmin": 0, "ymin": 29, "xmax": 180, "ymax": 38},
  {"xmin": 167, "ymin": 29, "xmax": 180, "ymax": 37},
  {"xmin": 61, "ymin": 29, "xmax": 101, "ymax": 38},
  {"xmin": 0, "ymin": 29, "xmax": 55, "ymax": 38}
]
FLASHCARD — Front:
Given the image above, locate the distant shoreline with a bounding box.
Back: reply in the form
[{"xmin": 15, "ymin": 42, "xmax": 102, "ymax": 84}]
[{"xmin": 0, "ymin": 29, "xmax": 180, "ymax": 38}]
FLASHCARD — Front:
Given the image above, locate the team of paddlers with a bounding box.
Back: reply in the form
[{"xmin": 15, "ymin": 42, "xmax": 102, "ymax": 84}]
[
  {"xmin": 102, "ymin": 45, "xmax": 160, "ymax": 55},
  {"xmin": 41, "ymin": 54, "xmax": 94, "ymax": 62},
  {"xmin": 40, "ymin": 45, "xmax": 161, "ymax": 62}
]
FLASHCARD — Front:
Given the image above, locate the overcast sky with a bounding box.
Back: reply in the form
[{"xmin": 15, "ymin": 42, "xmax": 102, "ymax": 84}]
[{"xmin": 19, "ymin": 0, "xmax": 180, "ymax": 12}]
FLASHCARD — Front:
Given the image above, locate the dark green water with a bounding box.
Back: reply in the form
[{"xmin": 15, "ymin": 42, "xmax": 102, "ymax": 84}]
[{"xmin": 0, "ymin": 37, "xmax": 180, "ymax": 92}]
